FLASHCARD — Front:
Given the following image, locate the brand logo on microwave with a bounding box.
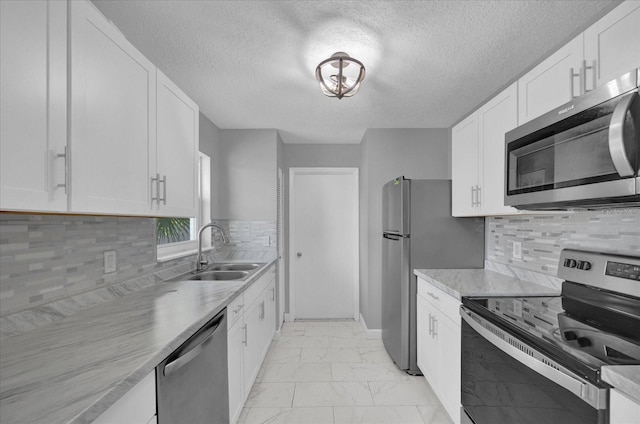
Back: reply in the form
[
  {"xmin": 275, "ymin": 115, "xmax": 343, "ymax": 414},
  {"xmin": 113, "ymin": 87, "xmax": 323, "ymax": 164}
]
[{"xmin": 558, "ymin": 105, "xmax": 574, "ymax": 115}]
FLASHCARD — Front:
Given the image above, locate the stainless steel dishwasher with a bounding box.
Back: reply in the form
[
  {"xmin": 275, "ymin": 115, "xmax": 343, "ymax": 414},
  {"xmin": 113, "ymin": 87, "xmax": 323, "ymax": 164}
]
[{"xmin": 157, "ymin": 308, "xmax": 229, "ymax": 424}]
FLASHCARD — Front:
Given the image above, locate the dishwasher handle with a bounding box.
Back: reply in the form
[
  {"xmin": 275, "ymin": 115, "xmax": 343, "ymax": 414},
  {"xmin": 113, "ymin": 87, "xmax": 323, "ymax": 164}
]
[{"xmin": 163, "ymin": 310, "xmax": 225, "ymax": 377}]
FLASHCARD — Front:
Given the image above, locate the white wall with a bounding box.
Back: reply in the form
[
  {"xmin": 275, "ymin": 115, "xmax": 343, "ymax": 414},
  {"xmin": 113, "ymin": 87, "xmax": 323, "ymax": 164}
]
[{"xmin": 360, "ymin": 128, "xmax": 450, "ymax": 329}]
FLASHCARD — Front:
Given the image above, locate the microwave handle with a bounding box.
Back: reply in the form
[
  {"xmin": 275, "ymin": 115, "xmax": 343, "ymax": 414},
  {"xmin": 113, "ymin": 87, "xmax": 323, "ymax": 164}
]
[{"xmin": 608, "ymin": 92, "xmax": 637, "ymax": 177}]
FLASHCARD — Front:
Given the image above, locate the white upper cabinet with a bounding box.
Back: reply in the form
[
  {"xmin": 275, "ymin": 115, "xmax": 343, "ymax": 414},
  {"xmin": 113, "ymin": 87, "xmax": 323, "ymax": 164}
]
[
  {"xmin": 517, "ymin": 35, "xmax": 584, "ymax": 125},
  {"xmin": 584, "ymin": 1, "xmax": 640, "ymax": 88},
  {"xmin": 452, "ymin": 83, "xmax": 518, "ymax": 217},
  {"xmin": 478, "ymin": 83, "xmax": 519, "ymax": 216},
  {"xmin": 451, "ymin": 113, "xmax": 479, "ymax": 216},
  {"xmin": 519, "ymin": 1, "xmax": 640, "ymax": 125},
  {"xmin": 154, "ymin": 71, "xmax": 199, "ymax": 217},
  {"xmin": 0, "ymin": 0, "xmax": 68, "ymax": 212},
  {"xmin": 70, "ymin": 0, "xmax": 156, "ymax": 215}
]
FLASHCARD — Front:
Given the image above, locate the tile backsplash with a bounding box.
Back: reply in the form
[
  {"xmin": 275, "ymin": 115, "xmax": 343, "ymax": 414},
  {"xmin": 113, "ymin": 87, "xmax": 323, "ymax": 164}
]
[
  {"xmin": 0, "ymin": 214, "xmax": 158, "ymax": 316},
  {"xmin": 486, "ymin": 209, "xmax": 640, "ymax": 277},
  {"xmin": 0, "ymin": 214, "xmax": 277, "ymax": 317}
]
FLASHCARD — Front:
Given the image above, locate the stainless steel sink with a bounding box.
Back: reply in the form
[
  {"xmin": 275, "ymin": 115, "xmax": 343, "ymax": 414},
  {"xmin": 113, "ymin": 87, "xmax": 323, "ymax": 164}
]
[
  {"xmin": 206, "ymin": 263, "xmax": 262, "ymax": 271},
  {"xmin": 187, "ymin": 270, "xmax": 249, "ymax": 281}
]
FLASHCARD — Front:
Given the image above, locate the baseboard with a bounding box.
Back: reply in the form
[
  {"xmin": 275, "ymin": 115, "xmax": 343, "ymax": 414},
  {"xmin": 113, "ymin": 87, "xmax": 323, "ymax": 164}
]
[{"xmin": 359, "ymin": 313, "xmax": 382, "ymax": 340}]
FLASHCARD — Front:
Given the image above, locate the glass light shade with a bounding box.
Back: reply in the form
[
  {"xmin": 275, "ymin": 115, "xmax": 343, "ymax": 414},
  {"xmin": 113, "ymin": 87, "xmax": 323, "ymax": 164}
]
[{"xmin": 315, "ymin": 52, "xmax": 366, "ymax": 99}]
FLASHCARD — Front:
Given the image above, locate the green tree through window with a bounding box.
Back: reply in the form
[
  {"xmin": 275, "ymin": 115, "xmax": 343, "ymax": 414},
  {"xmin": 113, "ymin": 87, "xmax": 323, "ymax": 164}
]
[{"xmin": 157, "ymin": 217, "xmax": 191, "ymax": 245}]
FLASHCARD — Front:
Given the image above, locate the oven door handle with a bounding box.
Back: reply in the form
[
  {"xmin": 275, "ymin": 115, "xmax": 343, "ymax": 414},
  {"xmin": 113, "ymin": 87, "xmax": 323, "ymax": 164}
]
[
  {"xmin": 608, "ymin": 91, "xmax": 638, "ymax": 178},
  {"xmin": 460, "ymin": 306, "xmax": 606, "ymax": 410}
]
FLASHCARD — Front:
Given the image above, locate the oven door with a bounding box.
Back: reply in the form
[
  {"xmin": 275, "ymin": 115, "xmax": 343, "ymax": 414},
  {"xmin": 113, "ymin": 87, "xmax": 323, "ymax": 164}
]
[
  {"xmin": 505, "ymin": 71, "xmax": 639, "ymax": 210},
  {"xmin": 460, "ymin": 306, "xmax": 608, "ymax": 424}
]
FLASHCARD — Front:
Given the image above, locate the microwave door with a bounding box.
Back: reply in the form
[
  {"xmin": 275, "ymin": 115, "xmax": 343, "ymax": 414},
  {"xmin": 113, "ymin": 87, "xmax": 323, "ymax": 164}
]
[{"xmin": 505, "ymin": 89, "xmax": 640, "ymax": 209}]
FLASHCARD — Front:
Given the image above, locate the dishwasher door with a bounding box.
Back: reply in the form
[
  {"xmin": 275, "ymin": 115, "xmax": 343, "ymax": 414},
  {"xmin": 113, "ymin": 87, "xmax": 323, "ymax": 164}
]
[{"xmin": 157, "ymin": 308, "xmax": 229, "ymax": 424}]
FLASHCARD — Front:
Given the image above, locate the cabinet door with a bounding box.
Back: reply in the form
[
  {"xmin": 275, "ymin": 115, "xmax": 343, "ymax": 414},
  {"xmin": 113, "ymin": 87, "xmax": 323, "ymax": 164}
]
[
  {"xmin": 93, "ymin": 371, "xmax": 156, "ymax": 424},
  {"xmin": 70, "ymin": 0, "xmax": 156, "ymax": 215},
  {"xmin": 0, "ymin": 0, "xmax": 67, "ymax": 212},
  {"xmin": 263, "ymin": 279, "xmax": 276, "ymax": 352},
  {"xmin": 478, "ymin": 83, "xmax": 519, "ymax": 216},
  {"xmin": 243, "ymin": 299, "xmax": 263, "ymax": 398},
  {"xmin": 584, "ymin": 1, "xmax": 640, "ymax": 88},
  {"xmin": 155, "ymin": 71, "xmax": 198, "ymax": 217},
  {"xmin": 518, "ymin": 35, "xmax": 584, "ymax": 124},
  {"xmin": 451, "ymin": 113, "xmax": 479, "ymax": 217},
  {"xmin": 228, "ymin": 318, "xmax": 245, "ymax": 424},
  {"xmin": 417, "ymin": 294, "xmax": 437, "ymax": 386},
  {"xmin": 435, "ymin": 312, "xmax": 461, "ymax": 424},
  {"xmin": 610, "ymin": 388, "xmax": 640, "ymax": 424}
]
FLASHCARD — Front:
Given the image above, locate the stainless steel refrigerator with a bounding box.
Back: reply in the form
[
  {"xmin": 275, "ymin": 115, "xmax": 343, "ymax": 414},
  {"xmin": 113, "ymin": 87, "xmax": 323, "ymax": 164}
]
[{"xmin": 382, "ymin": 177, "xmax": 484, "ymax": 374}]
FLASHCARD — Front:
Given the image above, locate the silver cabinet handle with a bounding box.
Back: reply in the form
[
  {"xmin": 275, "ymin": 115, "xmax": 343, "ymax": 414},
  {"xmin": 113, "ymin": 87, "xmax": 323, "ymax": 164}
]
[
  {"xmin": 151, "ymin": 173, "xmax": 159, "ymax": 203},
  {"xmin": 582, "ymin": 60, "xmax": 596, "ymax": 93},
  {"xmin": 297, "ymin": 252, "xmax": 302, "ymax": 258},
  {"xmin": 163, "ymin": 312, "xmax": 224, "ymax": 377},
  {"xmin": 55, "ymin": 146, "xmax": 68, "ymax": 194},
  {"xmin": 609, "ymin": 92, "xmax": 638, "ymax": 177},
  {"xmin": 159, "ymin": 175, "xmax": 167, "ymax": 205},
  {"xmin": 260, "ymin": 301, "xmax": 265, "ymax": 320},
  {"xmin": 233, "ymin": 304, "xmax": 244, "ymax": 313},
  {"xmin": 242, "ymin": 324, "xmax": 248, "ymax": 346},
  {"xmin": 570, "ymin": 66, "xmax": 581, "ymax": 98},
  {"xmin": 460, "ymin": 306, "xmax": 606, "ymax": 410},
  {"xmin": 432, "ymin": 315, "xmax": 438, "ymax": 338},
  {"xmin": 427, "ymin": 292, "xmax": 439, "ymax": 301},
  {"xmin": 476, "ymin": 185, "xmax": 482, "ymax": 207},
  {"xmin": 270, "ymin": 288, "xmax": 275, "ymax": 301},
  {"xmin": 428, "ymin": 314, "xmax": 433, "ymax": 336}
]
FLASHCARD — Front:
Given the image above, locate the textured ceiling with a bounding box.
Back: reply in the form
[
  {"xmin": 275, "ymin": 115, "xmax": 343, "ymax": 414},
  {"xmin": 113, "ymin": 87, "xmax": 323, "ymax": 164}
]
[{"xmin": 92, "ymin": 0, "xmax": 619, "ymax": 144}]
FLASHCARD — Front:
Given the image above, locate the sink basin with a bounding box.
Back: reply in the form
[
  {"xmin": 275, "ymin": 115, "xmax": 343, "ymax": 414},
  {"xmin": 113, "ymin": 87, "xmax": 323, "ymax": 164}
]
[
  {"xmin": 207, "ymin": 263, "xmax": 262, "ymax": 271},
  {"xmin": 188, "ymin": 270, "xmax": 249, "ymax": 281}
]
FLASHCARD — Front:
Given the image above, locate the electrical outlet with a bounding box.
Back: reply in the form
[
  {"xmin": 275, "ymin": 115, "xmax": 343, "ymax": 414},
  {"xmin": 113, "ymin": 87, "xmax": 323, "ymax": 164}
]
[
  {"xmin": 104, "ymin": 250, "xmax": 117, "ymax": 274},
  {"xmin": 512, "ymin": 241, "xmax": 522, "ymax": 260},
  {"xmin": 262, "ymin": 236, "xmax": 270, "ymax": 247}
]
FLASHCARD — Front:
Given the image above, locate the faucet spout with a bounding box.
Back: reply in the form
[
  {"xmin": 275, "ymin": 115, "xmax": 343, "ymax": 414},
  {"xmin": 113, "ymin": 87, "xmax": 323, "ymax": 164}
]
[{"xmin": 196, "ymin": 222, "xmax": 229, "ymax": 272}]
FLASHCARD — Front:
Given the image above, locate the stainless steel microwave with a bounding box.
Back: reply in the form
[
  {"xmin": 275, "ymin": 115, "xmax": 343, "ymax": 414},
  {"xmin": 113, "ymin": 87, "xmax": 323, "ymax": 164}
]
[{"xmin": 505, "ymin": 69, "xmax": 640, "ymax": 210}]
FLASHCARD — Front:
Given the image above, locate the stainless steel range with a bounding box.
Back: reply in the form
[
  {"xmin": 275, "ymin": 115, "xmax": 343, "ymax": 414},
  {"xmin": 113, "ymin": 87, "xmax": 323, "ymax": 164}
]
[{"xmin": 460, "ymin": 249, "xmax": 640, "ymax": 424}]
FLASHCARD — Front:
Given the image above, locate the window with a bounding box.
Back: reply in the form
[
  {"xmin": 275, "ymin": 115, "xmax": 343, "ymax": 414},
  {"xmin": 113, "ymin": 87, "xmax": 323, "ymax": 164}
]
[{"xmin": 156, "ymin": 153, "xmax": 211, "ymax": 261}]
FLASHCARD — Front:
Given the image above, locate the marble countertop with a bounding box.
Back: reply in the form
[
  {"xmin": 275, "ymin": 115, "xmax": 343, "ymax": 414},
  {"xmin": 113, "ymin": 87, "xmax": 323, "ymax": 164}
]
[
  {"xmin": 414, "ymin": 268, "xmax": 560, "ymax": 300},
  {"xmin": 0, "ymin": 261, "xmax": 275, "ymax": 424},
  {"xmin": 602, "ymin": 365, "xmax": 640, "ymax": 404}
]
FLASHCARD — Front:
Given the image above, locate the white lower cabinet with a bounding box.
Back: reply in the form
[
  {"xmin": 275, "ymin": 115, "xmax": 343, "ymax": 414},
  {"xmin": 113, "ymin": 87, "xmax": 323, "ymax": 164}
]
[
  {"xmin": 610, "ymin": 388, "xmax": 640, "ymax": 424},
  {"xmin": 92, "ymin": 371, "xmax": 156, "ymax": 424},
  {"xmin": 227, "ymin": 265, "xmax": 277, "ymax": 424},
  {"xmin": 416, "ymin": 278, "xmax": 461, "ymax": 424}
]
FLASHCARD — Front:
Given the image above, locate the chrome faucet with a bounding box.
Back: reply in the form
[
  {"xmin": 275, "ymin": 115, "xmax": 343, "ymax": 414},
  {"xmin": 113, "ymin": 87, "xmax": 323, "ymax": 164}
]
[{"xmin": 196, "ymin": 222, "xmax": 230, "ymax": 272}]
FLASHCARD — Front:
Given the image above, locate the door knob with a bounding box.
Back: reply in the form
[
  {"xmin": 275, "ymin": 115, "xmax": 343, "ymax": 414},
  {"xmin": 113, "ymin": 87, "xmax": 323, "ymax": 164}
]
[{"xmin": 297, "ymin": 252, "xmax": 302, "ymax": 257}]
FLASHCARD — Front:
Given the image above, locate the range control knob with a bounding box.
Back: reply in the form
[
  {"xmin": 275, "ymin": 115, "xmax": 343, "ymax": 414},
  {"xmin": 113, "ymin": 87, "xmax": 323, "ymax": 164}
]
[
  {"xmin": 577, "ymin": 337, "xmax": 592, "ymax": 348},
  {"xmin": 577, "ymin": 261, "xmax": 592, "ymax": 270},
  {"xmin": 564, "ymin": 259, "xmax": 577, "ymax": 268},
  {"xmin": 564, "ymin": 331, "xmax": 578, "ymax": 341}
]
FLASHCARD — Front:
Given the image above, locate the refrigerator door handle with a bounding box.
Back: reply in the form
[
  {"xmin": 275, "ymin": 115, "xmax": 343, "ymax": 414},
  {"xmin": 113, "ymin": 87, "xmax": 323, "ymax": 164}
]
[{"xmin": 383, "ymin": 233, "xmax": 401, "ymax": 241}]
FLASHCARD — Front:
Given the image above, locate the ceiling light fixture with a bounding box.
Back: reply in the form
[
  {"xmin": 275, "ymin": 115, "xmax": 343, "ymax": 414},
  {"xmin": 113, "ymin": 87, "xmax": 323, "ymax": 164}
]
[{"xmin": 315, "ymin": 52, "xmax": 366, "ymax": 99}]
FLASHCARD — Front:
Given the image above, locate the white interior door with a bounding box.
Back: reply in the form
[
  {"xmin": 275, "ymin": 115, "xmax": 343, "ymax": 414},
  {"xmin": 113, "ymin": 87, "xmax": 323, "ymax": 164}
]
[{"xmin": 290, "ymin": 168, "xmax": 359, "ymax": 320}]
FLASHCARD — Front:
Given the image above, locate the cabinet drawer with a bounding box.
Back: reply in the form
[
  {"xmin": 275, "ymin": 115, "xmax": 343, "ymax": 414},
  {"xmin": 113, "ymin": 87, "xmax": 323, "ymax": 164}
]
[
  {"xmin": 417, "ymin": 278, "xmax": 461, "ymax": 324},
  {"xmin": 227, "ymin": 293, "xmax": 244, "ymax": 329},
  {"xmin": 243, "ymin": 267, "xmax": 273, "ymax": 308}
]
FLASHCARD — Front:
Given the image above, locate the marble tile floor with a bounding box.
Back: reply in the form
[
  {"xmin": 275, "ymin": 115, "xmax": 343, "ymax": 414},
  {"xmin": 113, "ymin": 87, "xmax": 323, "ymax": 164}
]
[{"xmin": 238, "ymin": 320, "xmax": 453, "ymax": 424}]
